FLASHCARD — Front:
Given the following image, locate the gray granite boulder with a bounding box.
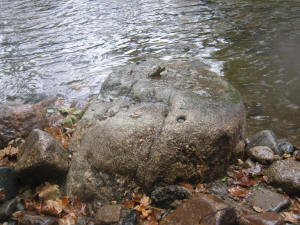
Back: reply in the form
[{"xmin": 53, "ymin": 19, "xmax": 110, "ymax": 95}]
[{"xmin": 66, "ymin": 59, "xmax": 246, "ymax": 201}]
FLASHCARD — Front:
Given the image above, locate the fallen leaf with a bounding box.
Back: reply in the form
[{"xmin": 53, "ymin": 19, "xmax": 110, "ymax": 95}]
[
  {"xmin": 228, "ymin": 186, "xmax": 251, "ymax": 198},
  {"xmin": 252, "ymin": 206, "xmax": 263, "ymax": 213},
  {"xmin": 122, "ymin": 198, "xmax": 135, "ymax": 209},
  {"xmin": 281, "ymin": 211, "xmax": 299, "ymax": 223},
  {"xmin": 195, "ymin": 183, "xmax": 207, "ymax": 193},
  {"xmin": 41, "ymin": 199, "xmax": 64, "ymax": 216},
  {"xmin": 59, "ymin": 212, "xmax": 77, "ymax": 225},
  {"xmin": 36, "ymin": 182, "xmax": 61, "ymax": 200}
]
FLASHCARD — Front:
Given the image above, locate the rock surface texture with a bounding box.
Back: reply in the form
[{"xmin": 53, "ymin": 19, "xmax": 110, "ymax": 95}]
[
  {"xmin": 160, "ymin": 193, "xmax": 236, "ymax": 225},
  {"xmin": 15, "ymin": 129, "xmax": 69, "ymax": 185},
  {"xmin": 265, "ymin": 159, "xmax": 300, "ymax": 195},
  {"xmin": 66, "ymin": 59, "xmax": 246, "ymax": 201}
]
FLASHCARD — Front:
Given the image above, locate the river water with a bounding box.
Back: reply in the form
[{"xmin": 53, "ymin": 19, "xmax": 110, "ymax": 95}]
[{"xmin": 1, "ymin": 0, "xmax": 299, "ymax": 144}]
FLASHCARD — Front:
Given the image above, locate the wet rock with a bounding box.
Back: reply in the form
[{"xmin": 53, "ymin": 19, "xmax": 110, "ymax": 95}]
[
  {"xmin": 278, "ymin": 139, "xmax": 294, "ymax": 154},
  {"xmin": 0, "ymin": 167, "xmax": 19, "ymax": 201},
  {"xmin": 18, "ymin": 212, "xmax": 58, "ymax": 225},
  {"xmin": 247, "ymin": 187, "xmax": 290, "ymax": 212},
  {"xmin": 95, "ymin": 204, "xmax": 122, "ymax": 225},
  {"xmin": 0, "ymin": 103, "xmax": 49, "ymax": 147},
  {"xmin": 15, "ymin": 129, "xmax": 69, "ymax": 185},
  {"xmin": 151, "ymin": 185, "xmax": 191, "ymax": 208},
  {"xmin": 239, "ymin": 212, "xmax": 284, "ymax": 225},
  {"xmin": 66, "ymin": 59, "xmax": 246, "ymax": 201},
  {"xmin": 265, "ymin": 159, "xmax": 300, "ymax": 195},
  {"xmin": 119, "ymin": 210, "xmax": 137, "ymax": 225},
  {"xmin": 247, "ymin": 130, "xmax": 281, "ymax": 155},
  {"xmin": 209, "ymin": 180, "xmax": 228, "ymax": 196},
  {"xmin": 248, "ymin": 146, "xmax": 274, "ymax": 164},
  {"xmin": 160, "ymin": 193, "xmax": 236, "ymax": 225},
  {"xmin": 0, "ymin": 198, "xmax": 17, "ymax": 221}
]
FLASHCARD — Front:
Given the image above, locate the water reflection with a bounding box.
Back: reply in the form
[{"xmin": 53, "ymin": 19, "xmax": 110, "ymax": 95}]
[{"xmin": 0, "ymin": 0, "xmax": 299, "ymax": 144}]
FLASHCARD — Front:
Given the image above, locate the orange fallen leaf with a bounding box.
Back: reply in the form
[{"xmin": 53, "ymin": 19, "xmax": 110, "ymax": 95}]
[
  {"xmin": 228, "ymin": 186, "xmax": 251, "ymax": 198},
  {"xmin": 179, "ymin": 182, "xmax": 194, "ymax": 193}
]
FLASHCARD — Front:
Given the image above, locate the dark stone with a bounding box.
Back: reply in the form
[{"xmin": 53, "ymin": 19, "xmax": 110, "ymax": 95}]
[
  {"xmin": 160, "ymin": 193, "xmax": 236, "ymax": 225},
  {"xmin": 66, "ymin": 59, "xmax": 246, "ymax": 201},
  {"xmin": 238, "ymin": 212, "xmax": 284, "ymax": 225},
  {"xmin": 0, "ymin": 167, "xmax": 19, "ymax": 201},
  {"xmin": 0, "ymin": 198, "xmax": 17, "ymax": 221},
  {"xmin": 278, "ymin": 139, "xmax": 294, "ymax": 154},
  {"xmin": 265, "ymin": 159, "xmax": 300, "ymax": 195},
  {"xmin": 151, "ymin": 185, "xmax": 191, "ymax": 208},
  {"xmin": 15, "ymin": 129, "xmax": 69, "ymax": 185},
  {"xmin": 247, "ymin": 130, "xmax": 281, "ymax": 155},
  {"xmin": 248, "ymin": 146, "xmax": 274, "ymax": 164},
  {"xmin": 247, "ymin": 187, "xmax": 290, "ymax": 212},
  {"xmin": 95, "ymin": 204, "xmax": 122, "ymax": 225},
  {"xmin": 120, "ymin": 210, "xmax": 137, "ymax": 225},
  {"xmin": 18, "ymin": 212, "xmax": 58, "ymax": 225}
]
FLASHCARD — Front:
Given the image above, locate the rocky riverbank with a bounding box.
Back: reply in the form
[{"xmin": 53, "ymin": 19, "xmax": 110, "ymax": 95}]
[{"xmin": 0, "ymin": 59, "xmax": 299, "ymax": 225}]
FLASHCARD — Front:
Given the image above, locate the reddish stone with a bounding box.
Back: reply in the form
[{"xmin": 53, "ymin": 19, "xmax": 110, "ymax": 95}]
[
  {"xmin": 239, "ymin": 212, "xmax": 284, "ymax": 225},
  {"xmin": 160, "ymin": 193, "xmax": 236, "ymax": 225}
]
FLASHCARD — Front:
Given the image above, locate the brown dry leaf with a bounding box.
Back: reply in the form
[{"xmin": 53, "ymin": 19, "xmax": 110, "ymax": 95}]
[
  {"xmin": 281, "ymin": 212, "xmax": 298, "ymax": 223},
  {"xmin": 179, "ymin": 182, "xmax": 194, "ymax": 193},
  {"xmin": 0, "ymin": 189, "xmax": 6, "ymax": 202},
  {"xmin": 252, "ymin": 206, "xmax": 263, "ymax": 213},
  {"xmin": 41, "ymin": 199, "xmax": 64, "ymax": 216},
  {"xmin": 122, "ymin": 198, "xmax": 135, "ymax": 209},
  {"xmin": 58, "ymin": 212, "xmax": 77, "ymax": 225},
  {"xmin": 283, "ymin": 153, "xmax": 291, "ymax": 159},
  {"xmin": 228, "ymin": 186, "xmax": 251, "ymax": 198},
  {"xmin": 195, "ymin": 183, "xmax": 207, "ymax": 193},
  {"xmin": 0, "ymin": 145, "xmax": 19, "ymax": 167},
  {"xmin": 45, "ymin": 126, "xmax": 71, "ymax": 148},
  {"xmin": 36, "ymin": 182, "xmax": 61, "ymax": 200},
  {"xmin": 70, "ymin": 198, "xmax": 86, "ymax": 216},
  {"xmin": 140, "ymin": 195, "xmax": 150, "ymax": 207}
]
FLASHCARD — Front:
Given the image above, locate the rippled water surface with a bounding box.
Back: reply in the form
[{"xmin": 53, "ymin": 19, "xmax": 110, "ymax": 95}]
[{"xmin": 1, "ymin": 0, "xmax": 300, "ymax": 144}]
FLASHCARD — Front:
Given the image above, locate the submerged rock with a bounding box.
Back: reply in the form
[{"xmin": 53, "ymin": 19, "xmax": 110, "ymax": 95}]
[
  {"xmin": 66, "ymin": 59, "xmax": 246, "ymax": 201},
  {"xmin": 248, "ymin": 146, "xmax": 274, "ymax": 164},
  {"xmin": 247, "ymin": 130, "xmax": 281, "ymax": 155},
  {"xmin": 0, "ymin": 167, "xmax": 19, "ymax": 201},
  {"xmin": 0, "ymin": 103, "xmax": 49, "ymax": 148},
  {"xmin": 151, "ymin": 185, "xmax": 191, "ymax": 208},
  {"xmin": 160, "ymin": 193, "xmax": 236, "ymax": 225},
  {"xmin": 15, "ymin": 129, "xmax": 69, "ymax": 185},
  {"xmin": 265, "ymin": 159, "xmax": 300, "ymax": 195}
]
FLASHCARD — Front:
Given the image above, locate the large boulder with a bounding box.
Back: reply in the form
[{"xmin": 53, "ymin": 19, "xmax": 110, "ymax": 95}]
[{"xmin": 66, "ymin": 59, "xmax": 246, "ymax": 201}]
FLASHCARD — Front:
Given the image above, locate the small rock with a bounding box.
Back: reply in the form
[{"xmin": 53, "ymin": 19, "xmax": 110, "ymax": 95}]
[
  {"xmin": 150, "ymin": 185, "xmax": 191, "ymax": 208},
  {"xmin": 95, "ymin": 204, "xmax": 122, "ymax": 225},
  {"xmin": 15, "ymin": 129, "xmax": 69, "ymax": 185},
  {"xmin": 278, "ymin": 139, "xmax": 294, "ymax": 154},
  {"xmin": 160, "ymin": 193, "xmax": 236, "ymax": 225},
  {"xmin": 18, "ymin": 212, "xmax": 58, "ymax": 225},
  {"xmin": 247, "ymin": 187, "xmax": 290, "ymax": 212},
  {"xmin": 0, "ymin": 198, "xmax": 17, "ymax": 221},
  {"xmin": 119, "ymin": 210, "xmax": 137, "ymax": 225},
  {"xmin": 209, "ymin": 180, "xmax": 228, "ymax": 196},
  {"xmin": 247, "ymin": 130, "xmax": 281, "ymax": 155},
  {"xmin": 0, "ymin": 167, "xmax": 19, "ymax": 201},
  {"xmin": 239, "ymin": 212, "xmax": 284, "ymax": 225},
  {"xmin": 265, "ymin": 159, "xmax": 300, "ymax": 195},
  {"xmin": 248, "ymin": 146, "xmax": 274, "ymax": 164}
]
